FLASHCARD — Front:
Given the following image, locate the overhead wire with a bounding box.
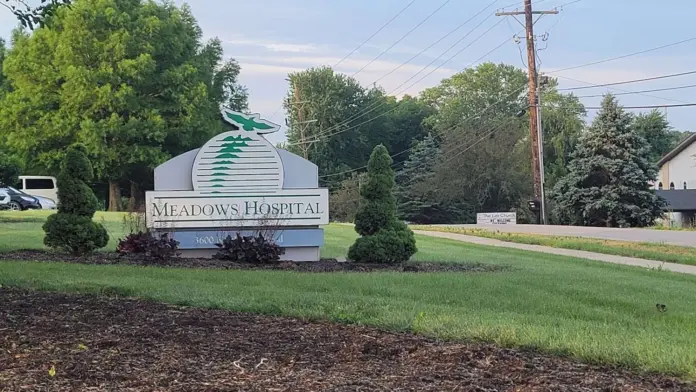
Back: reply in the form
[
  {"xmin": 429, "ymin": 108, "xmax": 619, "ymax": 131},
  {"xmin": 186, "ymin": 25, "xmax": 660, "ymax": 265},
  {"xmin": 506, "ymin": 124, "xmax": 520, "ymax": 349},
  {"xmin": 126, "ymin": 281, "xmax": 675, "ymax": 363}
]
[
  {"xmin": 269, "ymin": 0, "xmax": 418, "ymax": 119},
  {"xmin": 572, "ymin": 84, "xmax": 696, "ymax": 99},
  {"xmin": 295, "ymin": 18, "xmax": 510, "ymax": 146},
  {"xmin": 333, "ymin": 0, "xmax": 418, "ymax": 69},
  {"xmin": 351, "ymin": 0, "xmax": 454, "ymax": 78},
  {"xmin": 548, "ymin": 36, "xmax": 696, "ymax": 74}
]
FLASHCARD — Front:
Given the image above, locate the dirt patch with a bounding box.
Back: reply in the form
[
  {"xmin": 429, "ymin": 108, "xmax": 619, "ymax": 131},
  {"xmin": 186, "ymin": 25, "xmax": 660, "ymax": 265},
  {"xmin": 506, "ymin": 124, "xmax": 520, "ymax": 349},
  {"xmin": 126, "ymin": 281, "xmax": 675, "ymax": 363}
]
[
  {"xmin": 1, "ymin": 288, "xmax": 692, "ymax": 391},
  {"xmin": 0, "ymin": 250, "xmax": 505, "ymax": 273}
]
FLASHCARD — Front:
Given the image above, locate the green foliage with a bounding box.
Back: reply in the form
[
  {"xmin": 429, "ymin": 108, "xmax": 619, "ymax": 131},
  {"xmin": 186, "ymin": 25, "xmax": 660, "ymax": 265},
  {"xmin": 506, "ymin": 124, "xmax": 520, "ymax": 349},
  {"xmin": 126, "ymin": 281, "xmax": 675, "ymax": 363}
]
[
  {"xmin": 552, "ymin": 95, "xmax": 665, "ymax": 227},
  {"xmin": 0, "ymin": 151, "xmax": 21, "ymax": 186},
  {"xmin": 283, "ymin": 67, "xmax": 431, "ymax": 186},
  {"xmin": 43, "ymin": 214, "xmax": 108, "ymax": 254},
  {"xmin": 349, "ymin": 145, "xmax": 416, "ymax": 263},
  {"xmin": 43, "ymin": 144, "xmax": 108, "ymax": 254},
  {"xmin": 0, "ymin": 0, "xmax": 248, "ymax": 193},
  {"xmin": 395, "ymin": 134, "xmax": 464, "ymax": 223},
  {"xmin": 214, "ymin": 233, "xmax": 284, "ymax": 264},
  {"xmin": 633, "ymin": 110, "xmax": 674, "ymax": 163},
  {"xmin": 329, "ymin": 173, "xmax": 363, "ymax": 222}
]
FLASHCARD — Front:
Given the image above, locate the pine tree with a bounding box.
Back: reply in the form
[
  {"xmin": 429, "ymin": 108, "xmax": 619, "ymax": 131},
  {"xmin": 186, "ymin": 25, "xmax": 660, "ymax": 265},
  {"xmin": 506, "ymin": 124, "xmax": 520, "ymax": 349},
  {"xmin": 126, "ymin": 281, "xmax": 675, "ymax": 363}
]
[
  {"xmin": 395, "ymin": 135, "xmax": 464, "ymax": 224},
  {"xmin": 348, "ymin": 144, "xmax": 417, "ymax": 263},
  {"xmin": 43, "ymin": 144, "xmax": 109, "ymax": 254},
  {"xmin": 551, "ymin": 95, "xmax": 665, "ymax": 227}
]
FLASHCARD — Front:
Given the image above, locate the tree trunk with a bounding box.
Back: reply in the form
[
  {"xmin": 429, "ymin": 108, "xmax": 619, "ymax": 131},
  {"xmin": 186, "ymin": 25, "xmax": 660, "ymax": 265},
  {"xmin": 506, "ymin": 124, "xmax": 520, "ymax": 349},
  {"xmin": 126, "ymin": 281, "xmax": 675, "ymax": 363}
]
[
  {"xmin": 108, "ymin": 180, "xmax": 121, "ymax": 212},
  {"xmin": 127, "ymin": 181, "xmax": 142, "ymax": 212}
]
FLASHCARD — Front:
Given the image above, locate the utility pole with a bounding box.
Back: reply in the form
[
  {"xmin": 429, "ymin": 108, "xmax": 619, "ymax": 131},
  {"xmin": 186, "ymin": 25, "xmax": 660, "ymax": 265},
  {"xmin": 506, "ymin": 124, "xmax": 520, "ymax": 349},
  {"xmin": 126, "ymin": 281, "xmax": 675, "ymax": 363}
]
[
  {"xmin": 290, "ymin": 81, "xmax": 317, "ymax": 160},
  {"xmin": 496, "ymin": 1, "xmax": 557, "ymax": 225}
]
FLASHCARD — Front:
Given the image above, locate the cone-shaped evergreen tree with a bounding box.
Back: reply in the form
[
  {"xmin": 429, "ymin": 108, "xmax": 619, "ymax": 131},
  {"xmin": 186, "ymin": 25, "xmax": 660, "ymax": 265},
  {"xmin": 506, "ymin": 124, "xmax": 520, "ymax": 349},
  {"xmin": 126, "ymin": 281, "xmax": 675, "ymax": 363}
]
[
  {"xmin": 551, "ymin": 95, "xmax": 665, "ymax": 227},
  {"xmin": 349, "ymin": 144, "xmax": 417, "ymax": 263},
  {"xmin": 43, "ymin": 144, "xmax": 109, "ymax": 254}
]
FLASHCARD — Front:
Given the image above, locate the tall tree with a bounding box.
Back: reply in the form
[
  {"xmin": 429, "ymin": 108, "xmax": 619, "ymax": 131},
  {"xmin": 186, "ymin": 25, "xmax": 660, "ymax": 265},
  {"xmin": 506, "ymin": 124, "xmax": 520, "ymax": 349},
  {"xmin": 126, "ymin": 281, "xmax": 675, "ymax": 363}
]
[
  {"xmin": 632, "ymin": 110, "xmax": 676, "ymax": 163},
  {"xmin": 552, "ymin": 95, "xmax": 664, "ymax": 227},
  {"xmin": 284, "ymin": 67, "xmax": 380, "ymax": 180},
  {"xmin": 284, "ymin": 67, "xmax": 430, "ymax": 187},
  {"xmin": 0, "ymin": 0, "xmax": 248, "ymax": 210},
  {"xmin": 418, "ymin": 63, "xmax": 530, "ymax": 220}
]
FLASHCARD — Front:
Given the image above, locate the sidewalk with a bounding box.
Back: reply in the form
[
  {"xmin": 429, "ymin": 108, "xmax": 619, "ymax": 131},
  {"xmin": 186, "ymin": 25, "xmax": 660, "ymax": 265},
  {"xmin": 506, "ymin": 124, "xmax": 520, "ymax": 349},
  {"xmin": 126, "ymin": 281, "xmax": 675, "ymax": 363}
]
[{"xmin": 414, "ymin": 230, "xmax": 696, "ymax": 276}]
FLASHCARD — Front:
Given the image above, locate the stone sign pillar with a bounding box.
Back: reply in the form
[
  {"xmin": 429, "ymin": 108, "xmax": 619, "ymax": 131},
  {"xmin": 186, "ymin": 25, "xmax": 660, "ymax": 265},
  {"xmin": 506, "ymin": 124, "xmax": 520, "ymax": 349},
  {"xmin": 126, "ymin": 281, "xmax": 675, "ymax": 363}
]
[{"xmin": 145, "ymin": 108, "xmax": 329, "ymax": 261}]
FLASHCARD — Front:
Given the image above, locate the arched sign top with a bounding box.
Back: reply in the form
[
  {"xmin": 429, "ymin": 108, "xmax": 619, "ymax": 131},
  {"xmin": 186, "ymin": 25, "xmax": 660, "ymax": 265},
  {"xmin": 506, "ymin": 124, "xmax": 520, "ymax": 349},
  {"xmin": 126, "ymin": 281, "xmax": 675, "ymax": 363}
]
[{"xmin": 191, "ymin": 109, "xmax": 284, "ymax": 192}]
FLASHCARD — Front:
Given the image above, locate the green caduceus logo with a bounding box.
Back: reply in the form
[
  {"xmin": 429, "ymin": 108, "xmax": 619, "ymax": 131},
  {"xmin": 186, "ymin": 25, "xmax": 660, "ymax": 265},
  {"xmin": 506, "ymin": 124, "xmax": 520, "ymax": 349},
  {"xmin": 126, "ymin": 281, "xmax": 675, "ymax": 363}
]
[{"xmin": 191, "ymin": 109, "xmax": 284, "ymax": 194}]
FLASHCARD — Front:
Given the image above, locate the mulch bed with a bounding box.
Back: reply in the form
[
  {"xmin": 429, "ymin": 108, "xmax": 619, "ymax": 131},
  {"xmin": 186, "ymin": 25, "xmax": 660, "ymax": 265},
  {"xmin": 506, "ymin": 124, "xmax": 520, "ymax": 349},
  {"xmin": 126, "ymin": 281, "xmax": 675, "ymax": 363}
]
[
  {"xmin": 1, "ymin": 288, "xmax": 693, "ymax": 391},
  {"xmin": 0, "ymin": 250, "xmax": 505, "ymax": 273}
]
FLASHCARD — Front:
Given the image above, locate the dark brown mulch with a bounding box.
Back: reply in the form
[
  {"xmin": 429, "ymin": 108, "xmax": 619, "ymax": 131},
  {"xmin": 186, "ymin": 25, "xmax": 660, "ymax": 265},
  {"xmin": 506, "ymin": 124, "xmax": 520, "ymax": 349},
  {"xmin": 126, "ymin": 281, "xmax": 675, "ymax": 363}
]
[
  {"xmin": 0, "ymin": 288, "xmax": 692, "ymax": 392},
  {"xmin": 0, "ymin": 250, "xmax": 505, "ymax": 273}
]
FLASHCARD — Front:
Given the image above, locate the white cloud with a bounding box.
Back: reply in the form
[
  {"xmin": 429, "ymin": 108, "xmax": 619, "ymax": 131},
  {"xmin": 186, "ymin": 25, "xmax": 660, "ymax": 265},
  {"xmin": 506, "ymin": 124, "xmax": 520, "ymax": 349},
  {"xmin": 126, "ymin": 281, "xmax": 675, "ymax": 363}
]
[{"xmin": 224, "ymin": 38, "xmax": 318, "ymax": 53}]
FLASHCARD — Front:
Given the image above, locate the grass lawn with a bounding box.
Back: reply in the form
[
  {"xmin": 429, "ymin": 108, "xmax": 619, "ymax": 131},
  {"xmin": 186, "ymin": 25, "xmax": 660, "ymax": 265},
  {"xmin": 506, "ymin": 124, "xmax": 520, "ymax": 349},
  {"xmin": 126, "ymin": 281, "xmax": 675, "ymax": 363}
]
[
  {"xmin": 3, "ymin": 211, "xmax": 696, "ymax": 377},
  {"xmin": 413, "ymin": 226, "xmax": 696, "ymax": 266}
]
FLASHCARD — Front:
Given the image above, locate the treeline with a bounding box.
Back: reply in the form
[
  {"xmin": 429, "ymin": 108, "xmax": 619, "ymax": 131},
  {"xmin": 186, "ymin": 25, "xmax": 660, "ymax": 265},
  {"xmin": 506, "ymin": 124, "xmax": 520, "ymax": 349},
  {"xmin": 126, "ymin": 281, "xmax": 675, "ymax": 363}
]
[
  {"xmin": 0, "ymin": 0, "xmax": 249, "ymax": 210},
  {"xmin": 284, "ymin": 64, "xmax": 691, "ymax": 226}
]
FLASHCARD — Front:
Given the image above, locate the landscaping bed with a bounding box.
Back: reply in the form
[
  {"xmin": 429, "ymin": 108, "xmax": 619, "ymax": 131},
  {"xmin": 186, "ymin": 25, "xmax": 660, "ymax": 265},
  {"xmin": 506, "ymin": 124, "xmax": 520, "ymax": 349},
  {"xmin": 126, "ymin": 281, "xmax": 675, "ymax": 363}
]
[
  {"xmin": 1, "ymin": 288, "xmax": 692, "ymax": 391},
  {"xmin": 0, "ymin": 250, "xmax": 505, "ymax": 273}
]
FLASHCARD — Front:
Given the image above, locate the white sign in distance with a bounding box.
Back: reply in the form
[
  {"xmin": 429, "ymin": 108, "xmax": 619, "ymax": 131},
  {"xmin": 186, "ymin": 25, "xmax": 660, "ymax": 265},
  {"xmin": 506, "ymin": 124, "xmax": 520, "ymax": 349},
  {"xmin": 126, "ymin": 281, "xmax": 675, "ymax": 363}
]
[
  {"xmin": 146, "ymin": 189, "xmax": 329, "ymax": 229},
  {"xmin": 476, "ymin": 212, "xmax": 517, "ymax": 225}
]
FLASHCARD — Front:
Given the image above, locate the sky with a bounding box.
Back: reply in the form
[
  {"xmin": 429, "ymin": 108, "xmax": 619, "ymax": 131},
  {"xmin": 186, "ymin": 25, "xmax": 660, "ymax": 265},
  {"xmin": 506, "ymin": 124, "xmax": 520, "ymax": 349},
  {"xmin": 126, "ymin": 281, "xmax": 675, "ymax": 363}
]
[{"xmin": 2, "ymin": 0, "xmax": 696, "ymax": 145}]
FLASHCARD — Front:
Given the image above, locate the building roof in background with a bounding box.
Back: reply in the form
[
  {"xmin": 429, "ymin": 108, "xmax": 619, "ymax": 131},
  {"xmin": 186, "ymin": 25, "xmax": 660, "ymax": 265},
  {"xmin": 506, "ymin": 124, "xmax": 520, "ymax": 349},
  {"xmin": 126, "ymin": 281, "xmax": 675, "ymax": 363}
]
[
  {"xmin": 657, "ymin": 133, "xmax": 696, "ymax": 167},
  {"xmin": 656, "ymin": 190, "xmax": 696, "ymax": 211}
]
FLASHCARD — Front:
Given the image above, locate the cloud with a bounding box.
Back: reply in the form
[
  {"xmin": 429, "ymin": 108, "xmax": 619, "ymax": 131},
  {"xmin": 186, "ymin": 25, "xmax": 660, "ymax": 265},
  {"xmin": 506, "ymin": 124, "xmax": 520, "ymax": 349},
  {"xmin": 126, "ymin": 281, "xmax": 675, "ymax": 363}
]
[{"xmin": 224, "ymin": 38, "xmax": 318, "ymax": 53}]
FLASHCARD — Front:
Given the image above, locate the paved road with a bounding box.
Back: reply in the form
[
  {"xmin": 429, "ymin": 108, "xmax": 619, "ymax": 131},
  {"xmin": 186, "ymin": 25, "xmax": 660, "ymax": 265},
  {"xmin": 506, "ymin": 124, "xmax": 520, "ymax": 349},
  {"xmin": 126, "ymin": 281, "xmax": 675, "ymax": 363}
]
[
  {"xmin": 435, "ymin": 224, "xmax": 696, "ymax": 247},
  {"xmin": 414, "ymin": 230, "xmax": 696, "ymax": 275}
]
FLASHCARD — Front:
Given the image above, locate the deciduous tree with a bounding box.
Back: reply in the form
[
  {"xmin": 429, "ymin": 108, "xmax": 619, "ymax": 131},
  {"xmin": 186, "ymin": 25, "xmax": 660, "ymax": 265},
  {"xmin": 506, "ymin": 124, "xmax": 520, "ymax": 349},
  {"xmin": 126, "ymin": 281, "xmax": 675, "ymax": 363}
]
[{"xmin": 0, "ymin": 0, "xmax": 248, "ymax": 210}]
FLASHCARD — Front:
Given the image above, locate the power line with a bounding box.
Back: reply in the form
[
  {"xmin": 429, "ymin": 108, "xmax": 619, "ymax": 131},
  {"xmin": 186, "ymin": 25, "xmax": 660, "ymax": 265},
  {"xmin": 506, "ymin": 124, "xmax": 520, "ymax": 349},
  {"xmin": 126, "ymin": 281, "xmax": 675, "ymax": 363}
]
[
  {"xmin": 557, "ymin": 70, "xmax": 696, "ymax": 91},
  {"xmin": 554, "ymin": 74, "xmax": 687, "ymax": 104},
  {"xmin": 572, "ymin": 84, "xmax": 696, "ymax": 98},
  {"xmin": 318, "ymin": 83, "xmax": 528, "ymax": 178},
  {"xmin": 582, "ymin": 102, "xmax": 696, "ymax": 110},
  {"xmin": 301, "ymin": 18, "xmax": 508, "ymax": 145},
  {"xmin": 269, "ymin": 0, "xmax": 418, "ymax": 119},
  {"xmin": 373, "ymin": 0, "xmax": 499, "ymax": 85},
  {"xmin": 351, "ymin": 0, "xmax": 453, "ymax": 78},
  {"xmin": 334, "ymin": 0, "xmax": 418, "ymax": 69},
  {"xmin": 548, "ymin": 36, "xmax": 696, "ymax": 74}
]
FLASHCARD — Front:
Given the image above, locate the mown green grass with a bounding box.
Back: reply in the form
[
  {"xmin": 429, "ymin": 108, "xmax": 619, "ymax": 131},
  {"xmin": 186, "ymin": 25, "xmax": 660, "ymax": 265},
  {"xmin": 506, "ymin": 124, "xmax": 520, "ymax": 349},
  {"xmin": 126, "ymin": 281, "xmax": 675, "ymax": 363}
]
[
  {"xmin": 3, "ymin": 211, "xmax": 696, "ymax": 377},
  {"xmin": 413, "ymin": 226, "xmax": 696, "ymax": 266}
]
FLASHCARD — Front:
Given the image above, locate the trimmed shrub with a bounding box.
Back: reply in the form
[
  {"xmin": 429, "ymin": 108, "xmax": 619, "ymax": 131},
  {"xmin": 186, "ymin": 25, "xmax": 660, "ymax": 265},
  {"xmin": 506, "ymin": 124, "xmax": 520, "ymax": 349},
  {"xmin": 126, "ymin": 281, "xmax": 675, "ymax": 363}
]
[
  {"xmin": 214, "ymin": 233, "xmax": 284, "ymax": 264},
  {"xmin": 117, "ymin": 232, "xmax": 179, "ymax": 261},
  {"xmin": 348, "ymin": 145, "xmax": 417, "ymax": 263},
  {"xmin": 43, "ymin": 144, "xmax": 109, "ymax": 254}
]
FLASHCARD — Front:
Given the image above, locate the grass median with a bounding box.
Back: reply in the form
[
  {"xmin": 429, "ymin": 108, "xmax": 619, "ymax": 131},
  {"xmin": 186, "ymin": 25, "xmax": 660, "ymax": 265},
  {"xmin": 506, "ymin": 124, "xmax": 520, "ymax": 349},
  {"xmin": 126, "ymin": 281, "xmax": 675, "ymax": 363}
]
[
  {"xmin": 413, "ymin": 226, "xmax": 696, "ymax": 266},
  {"xmin": 3, "ymin": 211, "xmax": 696, "ymax": 377}
]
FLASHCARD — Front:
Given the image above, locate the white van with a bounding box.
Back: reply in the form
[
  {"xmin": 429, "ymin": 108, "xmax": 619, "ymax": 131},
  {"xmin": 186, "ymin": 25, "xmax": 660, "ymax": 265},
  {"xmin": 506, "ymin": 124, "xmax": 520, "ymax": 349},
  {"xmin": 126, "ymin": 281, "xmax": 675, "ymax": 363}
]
[{"xmin": 18, "ymin": 176, "xmax": 59, "ymax": 203}]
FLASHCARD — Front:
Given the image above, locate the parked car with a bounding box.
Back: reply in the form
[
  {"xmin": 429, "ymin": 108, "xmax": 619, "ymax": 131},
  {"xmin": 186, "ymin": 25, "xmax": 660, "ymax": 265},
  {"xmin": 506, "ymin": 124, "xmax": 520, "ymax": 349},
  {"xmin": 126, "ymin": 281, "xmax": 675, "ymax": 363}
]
[
  {"xmin": 0, "ymin": 185, "xmax": 42, "ymax": 211},
  {"xmin": 0, "ymin": 188, "xmax": 9, "ymax": 207},
  {"xmin": 34, "ymin": 195, "xmax": 57, "ymax": 210},
  {"xmin": 17, "ymin": 175, "xmax": 58, "ymax": 204}
]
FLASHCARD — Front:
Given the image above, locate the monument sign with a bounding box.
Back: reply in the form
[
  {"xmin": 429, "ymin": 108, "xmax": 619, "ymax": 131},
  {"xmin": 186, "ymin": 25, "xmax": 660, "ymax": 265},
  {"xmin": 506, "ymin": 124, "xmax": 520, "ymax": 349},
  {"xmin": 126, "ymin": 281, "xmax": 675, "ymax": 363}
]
[{"xmin": 146, "ymin": 109, "xmax": 329, "ymax": 261}]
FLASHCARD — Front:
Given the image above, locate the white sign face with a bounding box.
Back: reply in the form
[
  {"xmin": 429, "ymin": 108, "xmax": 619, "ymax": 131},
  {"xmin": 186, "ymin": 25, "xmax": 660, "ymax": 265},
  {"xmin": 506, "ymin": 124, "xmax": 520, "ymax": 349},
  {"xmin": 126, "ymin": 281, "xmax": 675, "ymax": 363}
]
[
  {"xmin": 146, "ymin": 189, "xmax": 329, "ymax": 229},
  {"xmin": 476, "ymin": 212, "xmax": 517, "ymax": 225}
]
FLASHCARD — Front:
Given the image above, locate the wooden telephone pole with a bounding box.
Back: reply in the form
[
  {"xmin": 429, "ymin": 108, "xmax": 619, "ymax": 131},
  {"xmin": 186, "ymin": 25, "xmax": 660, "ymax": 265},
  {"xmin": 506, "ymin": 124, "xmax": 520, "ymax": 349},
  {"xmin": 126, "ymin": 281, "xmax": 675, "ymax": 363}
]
[
  {"xmin": 290, "ymin": 81, "xmax": 317, "ymax": 160},
  {"xmin": 496, "ymin": 0, "xmax": 557, "ymax": 224}
]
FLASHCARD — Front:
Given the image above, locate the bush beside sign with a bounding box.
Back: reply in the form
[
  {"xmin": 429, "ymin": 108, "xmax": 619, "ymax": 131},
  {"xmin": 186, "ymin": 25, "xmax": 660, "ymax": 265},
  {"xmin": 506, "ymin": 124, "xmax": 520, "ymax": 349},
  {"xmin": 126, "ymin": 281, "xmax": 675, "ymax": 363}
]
[{"xmin": 476, "ymin": 212, "xmax": 517, "ymax": 225}]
